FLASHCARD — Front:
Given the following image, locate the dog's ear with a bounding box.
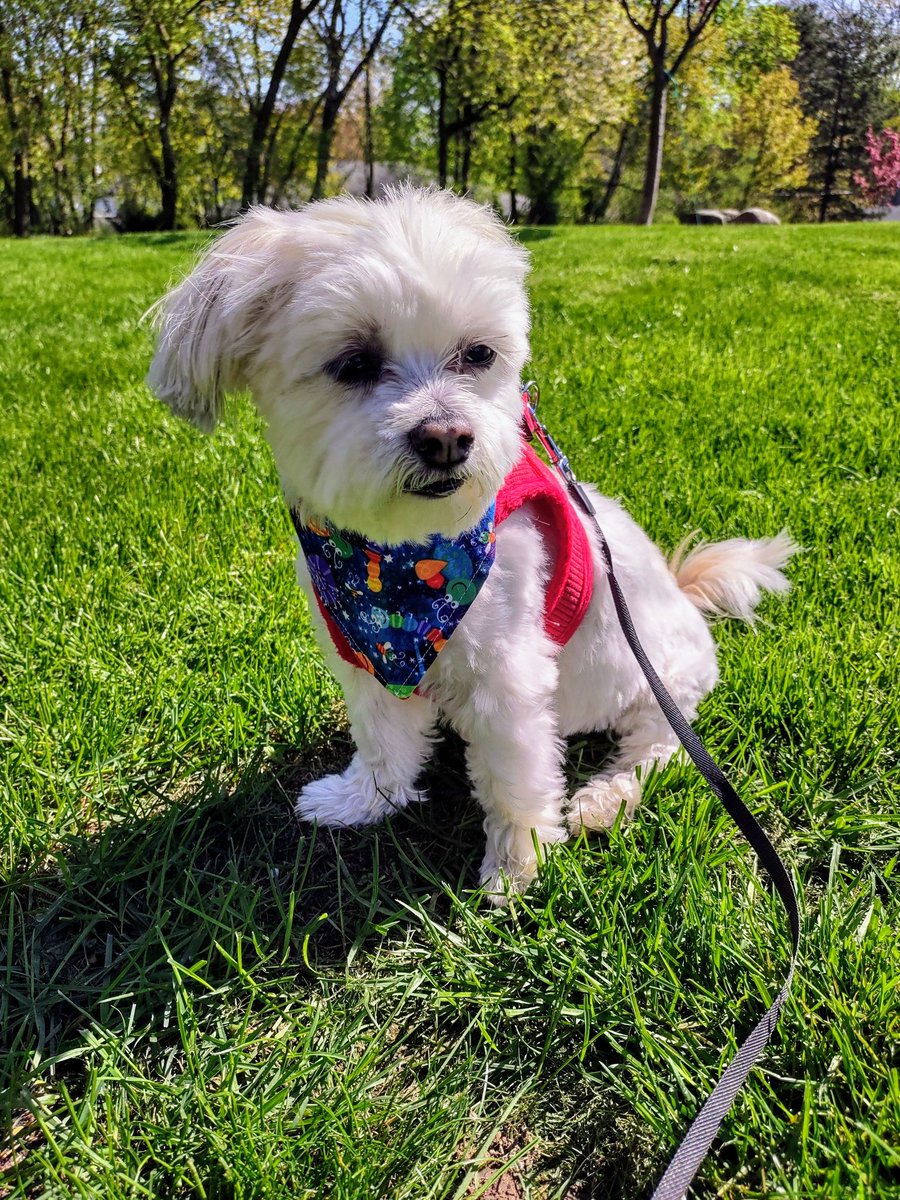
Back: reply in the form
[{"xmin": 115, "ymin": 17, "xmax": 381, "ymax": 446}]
[{"xmin": 146, "ymin": 208, "xmax": 293, "ymax": 431}]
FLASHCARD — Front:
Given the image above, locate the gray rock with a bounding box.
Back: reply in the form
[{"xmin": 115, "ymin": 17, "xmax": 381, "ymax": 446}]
[
  {"xmin": 694, "ymin": 209, "xmax": 726, "ymax": 225},
  {"xmin": 734, "ymin": 207, "xmax": 781, "ymax": 225}
]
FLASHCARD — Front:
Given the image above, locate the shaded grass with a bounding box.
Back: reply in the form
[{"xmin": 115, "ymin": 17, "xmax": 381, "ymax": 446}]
[{"xmin": 1, "ymin": 225, "xmax": 898, "ymax": 1198}]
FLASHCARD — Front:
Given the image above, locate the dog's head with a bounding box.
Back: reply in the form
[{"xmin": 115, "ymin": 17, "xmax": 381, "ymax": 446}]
[{"xmin": 148, "ymin": 187, "xmax": 531, "ymax": 543}]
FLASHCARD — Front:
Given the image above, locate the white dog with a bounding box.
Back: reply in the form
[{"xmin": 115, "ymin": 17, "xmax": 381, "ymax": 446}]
[{"xmin": 148, "ymin": 187, "xmax": 794, "ymax": 900}]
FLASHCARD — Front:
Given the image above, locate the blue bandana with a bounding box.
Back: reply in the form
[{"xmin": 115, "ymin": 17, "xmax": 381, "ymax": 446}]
[{"xmin": 294, "ymin": 506, "xmax": 497, "ymax": 697}]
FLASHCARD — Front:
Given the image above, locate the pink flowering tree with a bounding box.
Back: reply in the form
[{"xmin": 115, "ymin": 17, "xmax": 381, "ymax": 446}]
[{"xmin": 853, "ymin": 127, "xmax": 900, "ymax": 209}]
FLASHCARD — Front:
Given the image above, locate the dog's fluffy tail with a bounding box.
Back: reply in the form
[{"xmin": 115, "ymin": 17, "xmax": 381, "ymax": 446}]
[{"xmin": 670, "ymin": 530, "xmax": 798, "ymax": 624}]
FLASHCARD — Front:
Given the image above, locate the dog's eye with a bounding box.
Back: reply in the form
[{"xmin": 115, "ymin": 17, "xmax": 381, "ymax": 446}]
[
  {"xmin": 462, "ymin": 344, "xmax": 495, "ymax": 369},
  {"xmin": 328, "ymin": 350, "xmax": 383, "ymax": 387}
]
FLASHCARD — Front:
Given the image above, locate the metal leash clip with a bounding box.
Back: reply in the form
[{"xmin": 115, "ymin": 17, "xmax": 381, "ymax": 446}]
[{"xmin": 522, "ymin": 380, "xmax": 597, "ymax": 519}]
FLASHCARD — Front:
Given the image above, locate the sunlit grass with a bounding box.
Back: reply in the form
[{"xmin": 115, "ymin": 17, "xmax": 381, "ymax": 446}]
[{"xmin": 1, "ymin": 224, "xmax": 898, "ymax": 1198}]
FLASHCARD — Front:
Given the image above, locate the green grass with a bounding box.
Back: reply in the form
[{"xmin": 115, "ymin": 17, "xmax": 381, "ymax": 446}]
[{"xmin": 1, "ymin": 223, "xmax": 898, "ymax": 1199}]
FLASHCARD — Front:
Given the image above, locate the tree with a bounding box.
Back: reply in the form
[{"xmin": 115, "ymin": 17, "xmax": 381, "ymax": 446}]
[
  {"xmin": 379, "ymin": 0, "xmax": 635, "ymax": 221},
  {"xmin": 513, "ymin": 2, "xmax": 636, "ymax": 223},
  {"xmin": 617, "ymin": 0, "xmax": 738, "ymax": 224},
  {"xmin": 581, "ymin": 122, "xmax": 636, "ymax": 222},
  {"xmin": 393, "ymin": 0, "xmax": 523, "ymax": 191},
  {"xmin": 729, "ymin": 65, "xmax": 813, "ymax": 205},
  {"xmin": 0, "ymin": 0, "xmax": 106, "ymax": 236},
  {"xmin": 0, "ymin": 1, "xmax": 45, "ymax": 235},
  {"xmin": 237, "ymin": 0, "xmax": 323, "ymax": 208},
  {"xmin": 663, "ymin": 6, "xmax": 812, "ymax": 212},
  {"xmin": 39, "ymin": 2, "xmax": 103, "ymax": 233},
  {"xmin": 101, "ymin": 0, "xmax": 210, "ymax": 229},
  {"xmin": 790, "ymin": 0, "xmax": 900, "ymax": 221},
  {"xmin": 308, "ymin": 0, "xmax": 396, "ymax": 201}
]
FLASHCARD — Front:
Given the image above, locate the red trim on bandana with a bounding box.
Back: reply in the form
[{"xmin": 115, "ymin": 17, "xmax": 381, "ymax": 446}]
[
  {"xmin": 320, "ymin": 605, "xmax": 364, "ymax": 671},
  {"xmin": 495, "ymin": 443, "xmax": 593, "ymax": 646}
]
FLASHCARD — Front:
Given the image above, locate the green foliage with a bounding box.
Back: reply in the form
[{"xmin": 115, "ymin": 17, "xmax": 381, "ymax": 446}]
[
  {"xmin": 2, "ymin": 226, "xmax": 899, "ymax": 1196},
  {"xmin": 729, "ymin": 66, "xmax": 813, "ymax": 205},
  {"xmin": 380, "ymin": 0, "xmax": 532, "ymax": 190},
  {"xmin": 379, "ymin": 0, "xmax": 638, "ymax": 219},
  {"xmin": 662, "ymin": 7, "xmax": 814, "ymax": 213},
  {"xmin": 726, "ymin": 3, "xmax": 799, "ymax": 85},
  {"xmin": 0, "ymin": 0, "xmax": 106, "ymax": 234},
  {"xmin": 2, "ymin": 0, "xmax": 899, "ymax": 231}
]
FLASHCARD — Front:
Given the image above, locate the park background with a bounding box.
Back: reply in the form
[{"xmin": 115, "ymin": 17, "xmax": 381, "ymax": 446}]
[
  {"xmin": 2, "ymin": 1, "xmax": 900, "ymax": 1199},
  {"xmin": 2, "ymin": 0, "xmax": 900, "ymax": 234}
]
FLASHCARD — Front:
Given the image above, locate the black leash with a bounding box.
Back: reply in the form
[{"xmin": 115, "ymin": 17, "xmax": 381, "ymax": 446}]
[{"xmin": 522, "ymin": 385, "xmax": 800, "ymax": 1199}]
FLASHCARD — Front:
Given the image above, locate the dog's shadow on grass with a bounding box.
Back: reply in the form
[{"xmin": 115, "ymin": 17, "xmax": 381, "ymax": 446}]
[
  {"xmin": 513, "ymin": 228, "xmax": 556, "ymax": 244},
  {"xmin": 4, "ymin": 728, "xmax": 616, "ymax": 1078},
  {"xmin": 4, "ymin": 730, "xmax": 664, "ymax": 1199},
  {"xmin": 3, "ymin": 730, "xmax": 624, "ymax": 1174}
]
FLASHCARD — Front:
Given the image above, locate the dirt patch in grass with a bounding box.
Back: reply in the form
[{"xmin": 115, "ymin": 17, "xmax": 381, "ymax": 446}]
[
  {"xmin": 0, "ymin": 1112, "xmax": 42, "ymax": 1198},
  {"xmin": 463, "ymin": 1127, "xmax": 538, "ymax": 1200}
]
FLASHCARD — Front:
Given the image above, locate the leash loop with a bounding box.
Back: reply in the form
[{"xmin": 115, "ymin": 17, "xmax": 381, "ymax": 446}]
[{"xmin": 522, "ymin": 388, "xmax": 800, "ymax": 1199}]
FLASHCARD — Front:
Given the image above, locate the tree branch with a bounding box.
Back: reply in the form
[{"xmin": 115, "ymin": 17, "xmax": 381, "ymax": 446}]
[{"xmin": 618, "ymin": 0, "xmax": 651, "ymax": 38}]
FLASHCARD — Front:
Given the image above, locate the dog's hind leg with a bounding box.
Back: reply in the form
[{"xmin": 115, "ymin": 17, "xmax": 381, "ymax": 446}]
[
  {"xmin": 296, "ymin": 662, "xmax": 437, "ymax": 828},
  {"xmin": 568, "ymin": 701, "xmax": 686, "ymax": 833}
]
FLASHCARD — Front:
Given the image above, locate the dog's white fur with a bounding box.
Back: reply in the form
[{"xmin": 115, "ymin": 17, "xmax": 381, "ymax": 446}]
[{"xmin": 148, "ymin": 187, "xmax": 795, "ymax": 900}]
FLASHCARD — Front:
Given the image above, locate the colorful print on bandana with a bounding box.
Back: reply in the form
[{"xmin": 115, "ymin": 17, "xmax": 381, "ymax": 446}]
[{"xmin": 296, "ymin": 505, "xmax": 497, "ymax": 698}]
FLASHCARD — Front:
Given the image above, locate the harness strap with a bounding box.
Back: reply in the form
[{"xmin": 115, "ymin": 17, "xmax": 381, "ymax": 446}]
[{"xmin": 496, "ymin": 444, "xmax": 594, "ymax": 645}]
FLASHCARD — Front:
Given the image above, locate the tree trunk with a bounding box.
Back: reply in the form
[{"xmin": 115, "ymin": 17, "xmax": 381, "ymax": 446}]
[
  {"xmin": 459, "ymin": 105, "xmax": 473, "ymax": 191},
  {"xmin": 241, "ymin": 0, "xmax": 318, "ymax": 209},
  {"xmin": 259, "ymin": 112, "xmax": 283, "ymax": 204},
  {"xmin": 271, "ymin": 96, "xmax": 323, "ymax": 204},
  {"xmin": 243, "ymin": 118, "xmax": 267, "ymax": 208},
  {"xmin": 309, "ymin": 0, "xmax": 345, "ymax": 202},
  {"xmin": 741, "ymin": 131, "xmax": 767, "ymax": 210},
  {"xmin": 310, "ymin": 90, "xmax": 340, "ymax": 200},
  {"xmin": 363, "ymin": 58, "xmax": 374, "ymax": 198},
  {"xmin": 437, "ymin": 31, "xmax": 460, "ymax": 190},
  {"xmin": 12, "ymin": 147, "xmax": 29, "ymax": 237},
  {"xmin": 159, "ymin": 170, "xmax": 177, "ymax": 229},
  {"xmin": 638, "ymin": 63, "xmax": 667, "ymax": 225},
  {"xmin": 596, "ymin": 122, "xmax": 630, "ymax": 220},
  {"xmin": 818, "ymin": 149, "xmax": 837, "ymax": 223},
  {"xmin": 818, "ymin": 72, "xmax": 845, "ymax": 223},
  {"xmin": 85, "ymin": 42, "xmax": 100, "ymax": 232},
  {"xmin": 308, "ymin": 0, "xmax": 392, "ymax": 202},
  {"xmin": 0, "ymin": 39, "xmax": 29, "ymax": 237},
  {"xmin": 508, "ymin": 131, "xmax": 517, "ymax": 222},
  {"xmin": 437, "ymin": 61, "xmax": 448, "ymax": 187},
  {"xmin": 158, "ymin": 108, "xmax": 178, "ymax": 229}
]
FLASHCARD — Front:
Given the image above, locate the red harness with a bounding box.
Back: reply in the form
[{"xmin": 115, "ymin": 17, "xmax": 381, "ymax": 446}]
[{"xmin": 495, "ymin": 442, "xmax": 594, "ymax": 645}]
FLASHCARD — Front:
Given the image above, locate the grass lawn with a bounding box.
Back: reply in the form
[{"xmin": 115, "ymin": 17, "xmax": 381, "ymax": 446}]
[{"xmin": 1, "ymin": 222, "xmax": 898, "ymax": 1199}]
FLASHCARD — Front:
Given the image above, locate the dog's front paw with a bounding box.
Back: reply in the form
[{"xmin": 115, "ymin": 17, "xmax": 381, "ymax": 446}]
[
  {"xmin": 478, "ymin": 822, "xmax": 567, "ymax": 906},
  {"xmin": 569, "ymin": 772, "xmax": 642, "ymax": 833},
  {"xmin": 296, "ymin": 757, "xmax": 425, "ymax": 828},
  {"xmin": 478, "ymin": 852, "xmax": 530, "ymax": 907}
]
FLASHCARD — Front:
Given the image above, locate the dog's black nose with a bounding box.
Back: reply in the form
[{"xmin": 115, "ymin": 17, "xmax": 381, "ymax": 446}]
[{"xmin": 409, "ymin": 422, "xmax": 474, "ymax": 468}]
